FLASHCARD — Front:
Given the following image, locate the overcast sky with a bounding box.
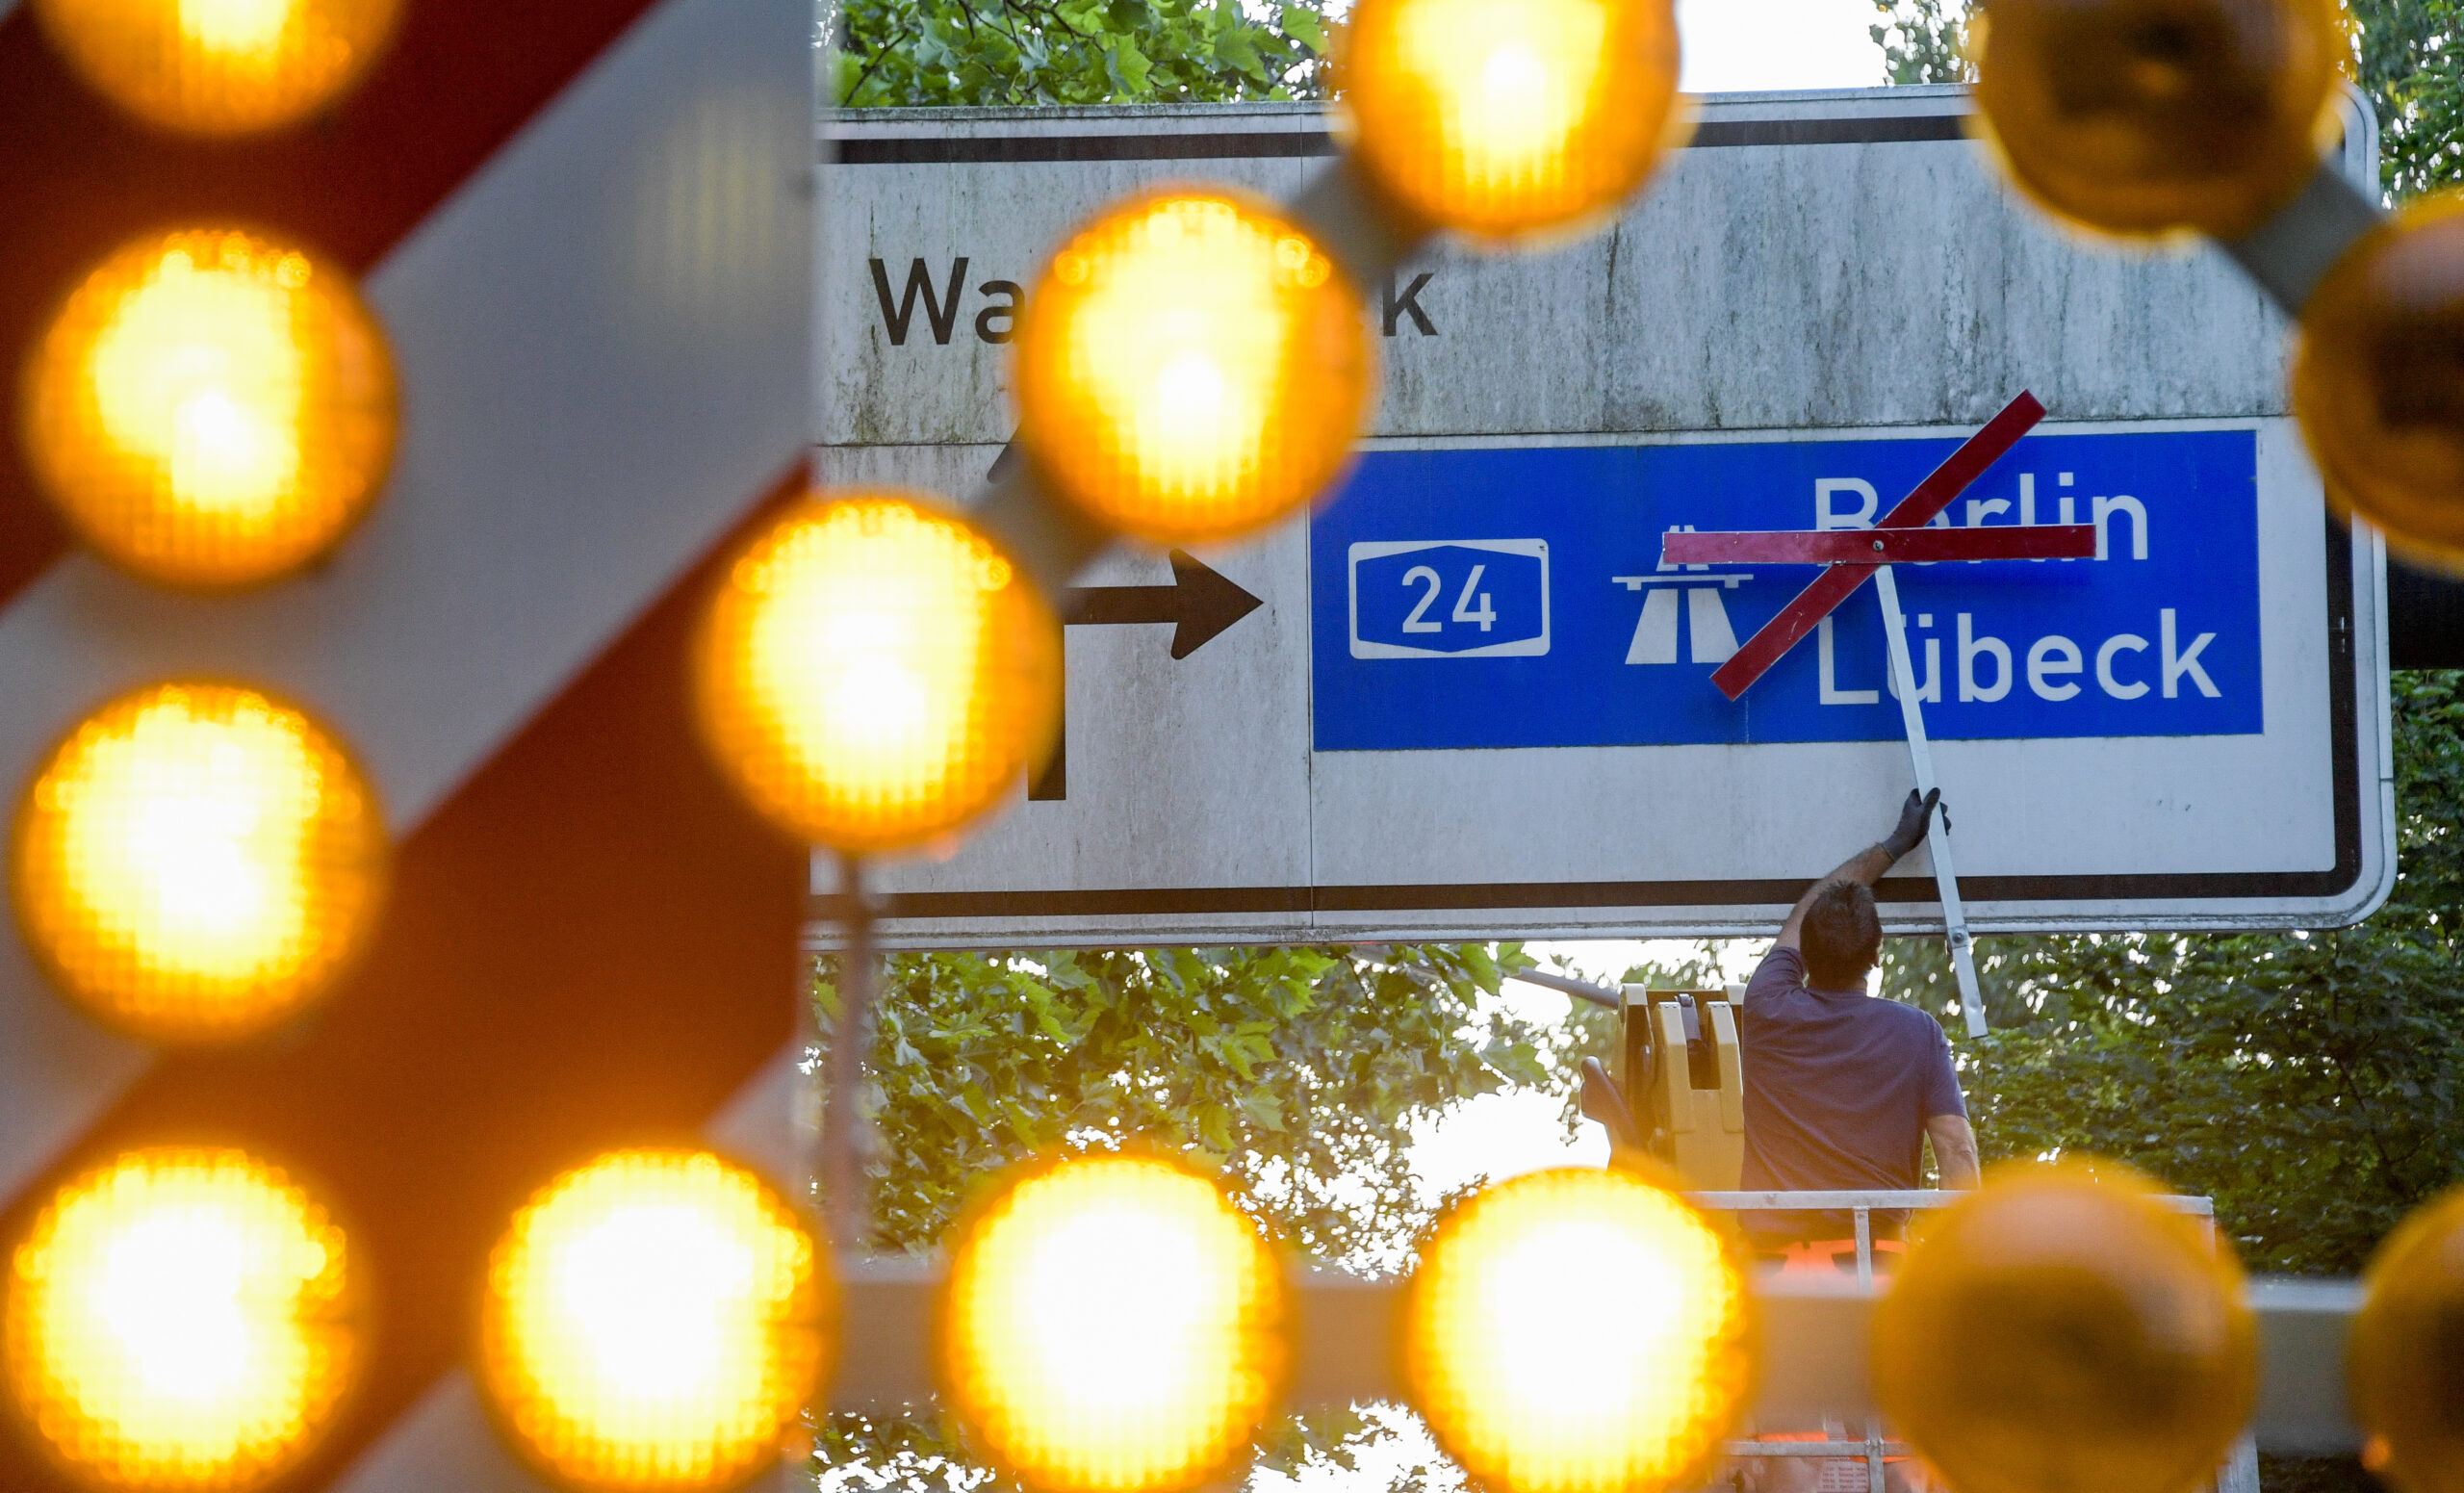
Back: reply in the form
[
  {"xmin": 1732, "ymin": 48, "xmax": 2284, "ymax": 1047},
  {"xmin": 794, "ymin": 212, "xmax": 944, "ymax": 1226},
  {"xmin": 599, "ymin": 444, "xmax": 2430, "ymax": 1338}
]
[{"xmin": 1679, "ymin": 0, "xmax": 1888, "ymax": 92}]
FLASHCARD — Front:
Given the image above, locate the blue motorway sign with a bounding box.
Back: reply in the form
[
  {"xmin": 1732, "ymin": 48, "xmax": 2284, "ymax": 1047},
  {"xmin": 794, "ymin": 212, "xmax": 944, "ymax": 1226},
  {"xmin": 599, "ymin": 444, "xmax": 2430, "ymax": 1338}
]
[{"xmin": 1311, "ymin": 429, "xmax": 2262, "ymax": 751}]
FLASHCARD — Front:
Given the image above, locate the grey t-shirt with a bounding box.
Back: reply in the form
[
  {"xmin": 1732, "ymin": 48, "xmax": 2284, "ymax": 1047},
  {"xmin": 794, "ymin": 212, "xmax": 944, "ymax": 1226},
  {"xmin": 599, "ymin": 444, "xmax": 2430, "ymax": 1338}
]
[{"xmin": 1737, "ymin": 945, "xmax": 1966, "ymax": 1243}]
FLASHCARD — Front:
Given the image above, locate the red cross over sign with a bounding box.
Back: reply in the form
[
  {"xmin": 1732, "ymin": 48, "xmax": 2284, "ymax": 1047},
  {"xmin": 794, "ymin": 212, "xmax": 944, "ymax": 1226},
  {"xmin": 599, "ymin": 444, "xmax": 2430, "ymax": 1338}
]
[
  {"xmin": 1656, "ymin": 391, "xmax": 2099, "ymax": 1039},
  {"xmin": 1663, "ymin": 392, "xmax": 2080, "ymax": 699}
]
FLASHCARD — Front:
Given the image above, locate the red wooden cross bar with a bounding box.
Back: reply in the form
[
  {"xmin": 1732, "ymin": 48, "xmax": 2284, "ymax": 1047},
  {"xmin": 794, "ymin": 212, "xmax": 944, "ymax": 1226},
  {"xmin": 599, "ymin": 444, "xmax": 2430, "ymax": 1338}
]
[
  {"xmin": 1693, "ymin": 392, "xmax": 2048, "ymax": 700},
  {"xmin": 1665, "ymin": 523, "xmax": 2095, "ymax": 566}
]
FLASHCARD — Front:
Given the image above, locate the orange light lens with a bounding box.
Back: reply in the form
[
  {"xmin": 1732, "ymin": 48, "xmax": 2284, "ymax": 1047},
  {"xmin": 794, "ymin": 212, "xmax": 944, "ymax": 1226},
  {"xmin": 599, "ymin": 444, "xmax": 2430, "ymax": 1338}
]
[
  {"xmin": 1872, "ymin": 1160, "xmax": 2257, "ymax": 1493},
  {"xmin": 21, "ymin": 227, "xmax": 398, "ymax": 588},
  {"xmin": 692, "ymin": 492, "xmax": 1061, "ymax": 854},
  {"xmin": 4, "ymin": 1148, "xmax": 364, "ymax": 1492},
  {"xmin": 2348, "ymin": 1185, "xmax": 2464, "ymax": 1493},
  {"xmin": 1400, "ymin": 1167, "xmax": 1753, "ymax": 1493},
  {"xmin": 2294, "ymin": 192, "xmax": 2464, "ymax": 574},
  {"xmin": 1337, "ymin": 0, "xmax": 1684, "ymax": 240},
  {"xmin": 937, "ymin": 1154, "xmax": 1288, "ymax": 1493},
  {"xmin": 33, "ymin": 0, "xmax": 401, "ymax": 137},
  {"xmin": 477, "ymin": 1150, "xmax": 832, "ymax": 1493},
  {"xmin": 11, "ymin": 682, "xmax": 389, "ymax": 1044},
  {"xmin": 1969, "ymin": 0, "xmax": 2345, "ymax": 239},
  {"xmin": 1014, "ymin": 189, "xmax": 1373, "ymax": 546}
]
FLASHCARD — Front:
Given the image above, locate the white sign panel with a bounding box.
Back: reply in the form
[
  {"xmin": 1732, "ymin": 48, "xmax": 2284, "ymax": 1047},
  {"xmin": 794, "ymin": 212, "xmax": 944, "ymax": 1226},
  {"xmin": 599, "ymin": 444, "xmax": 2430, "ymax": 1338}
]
[{"xmin": 815, "ymin": 88, "xmax": 2395, "ymax": 947}]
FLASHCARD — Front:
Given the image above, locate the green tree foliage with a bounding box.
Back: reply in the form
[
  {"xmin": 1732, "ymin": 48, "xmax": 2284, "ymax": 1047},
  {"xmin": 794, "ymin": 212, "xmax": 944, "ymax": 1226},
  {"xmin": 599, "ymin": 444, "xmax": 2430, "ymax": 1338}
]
[
  {"xmin": 834, "ymin": 0, "xmax": 1331, "ymax": 106},
  {"xmin": 1869, "ymin": 0, "xmax": 1972, "ymax": 84},
  {"xmin": 1868, "ymin": 672, "xmax": 2464, "ymax": 1493},
  {"xmin": 1538, "ymin": 676, "xmax": 2464, "ymax": 1493},
  {"xmin": 1859, "ymin": 0, "xmax": 2464, "ymax": 1274},
  {"xmin": 1879, "ymin": 680, "xmax": 2464, "ymax": 1275},
  {"xmin": 1874, "ymin": 0, "xmax": 2464, "ymax": 199},
  {"xmin": 1858, "ymin": 13, "xmax": 2464, "ymax": 1489},
  {"xmin": 811, "ymin": 944, "xmax": 1559, "ymax": 1490},
  {"xmin": 2348, "ymin": 0, "xmax": 2464, "ymax": 195},
  {"xmin": 842, "ymin": 944, "xmax": 1553, "ymax": 1267}
]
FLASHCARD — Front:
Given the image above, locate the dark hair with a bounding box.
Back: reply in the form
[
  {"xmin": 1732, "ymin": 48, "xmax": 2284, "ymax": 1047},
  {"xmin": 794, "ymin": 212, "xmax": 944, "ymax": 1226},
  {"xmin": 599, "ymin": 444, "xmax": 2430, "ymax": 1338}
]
[{"xmin": 1801, "ymin": 882, "xmax": 1882, "ymax": 990}]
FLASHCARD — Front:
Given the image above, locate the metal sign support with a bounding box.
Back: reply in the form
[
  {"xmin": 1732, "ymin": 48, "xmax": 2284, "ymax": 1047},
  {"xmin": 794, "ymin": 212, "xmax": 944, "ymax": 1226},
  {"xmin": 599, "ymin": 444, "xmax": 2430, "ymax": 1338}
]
[
  {"xmin": 1874, "ymin": 565, "xmax": 1988, "ymax": 1038},
  {"xmin": 822, "ymin": 854, "xmax": 879, "ymax": 1256}
]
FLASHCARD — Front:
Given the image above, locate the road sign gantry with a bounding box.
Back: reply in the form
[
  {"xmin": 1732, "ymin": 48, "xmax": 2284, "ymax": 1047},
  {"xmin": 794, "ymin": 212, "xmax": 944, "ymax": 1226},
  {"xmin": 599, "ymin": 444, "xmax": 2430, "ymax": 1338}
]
[{"xmin": 837, "ymin": 97, "xmax": 2394, "ymax": 949}]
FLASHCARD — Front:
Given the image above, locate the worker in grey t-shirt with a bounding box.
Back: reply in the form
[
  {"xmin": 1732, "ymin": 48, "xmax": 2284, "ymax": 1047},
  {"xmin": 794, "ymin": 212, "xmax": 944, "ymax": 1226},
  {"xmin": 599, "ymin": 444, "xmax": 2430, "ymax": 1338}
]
[
  {"xmin": 1738, "ymin": 788, "xmax": 1982, "ymax": 1258},
  {"xmin": 1732, "ymin": 792, "xmax": 1983, "ymax": 1493}
]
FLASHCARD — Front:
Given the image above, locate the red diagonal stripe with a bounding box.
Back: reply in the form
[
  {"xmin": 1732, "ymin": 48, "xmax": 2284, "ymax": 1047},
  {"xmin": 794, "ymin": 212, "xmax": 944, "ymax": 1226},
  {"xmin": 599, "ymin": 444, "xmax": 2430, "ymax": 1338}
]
[
  {"xmin": 0, "ymin": 0, "xmax": 671, "ymax": 609},
  {"xmin": 0, "ymin": 472, "xmax": 808, "ymax": 1493},
  {"xmin": 1664, "ymin": 523, "xmax": 2095, "ymax": 565},
  {"xmin": 1708, "ymin": 392, "xmax": 2046, "ymax": 700}
]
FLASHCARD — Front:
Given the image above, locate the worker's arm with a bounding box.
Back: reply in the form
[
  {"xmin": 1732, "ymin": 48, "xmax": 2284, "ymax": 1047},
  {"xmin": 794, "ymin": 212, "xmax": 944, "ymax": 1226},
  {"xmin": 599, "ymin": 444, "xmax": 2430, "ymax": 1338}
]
[
  {"xmin": 1775, "ymin": 788, "xmax": 1941, "ymax": 950},
  {"xmin": 1927, "ymin": 1113, "xmax": 1981, "ymax": 1189}
]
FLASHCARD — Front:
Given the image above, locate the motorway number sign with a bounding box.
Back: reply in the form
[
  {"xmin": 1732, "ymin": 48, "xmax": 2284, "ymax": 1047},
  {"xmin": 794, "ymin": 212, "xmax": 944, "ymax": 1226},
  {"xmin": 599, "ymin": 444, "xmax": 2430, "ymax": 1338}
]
[{"xmin": 816, "ymin": 90, "xmax": 2396, "ymax": 949}]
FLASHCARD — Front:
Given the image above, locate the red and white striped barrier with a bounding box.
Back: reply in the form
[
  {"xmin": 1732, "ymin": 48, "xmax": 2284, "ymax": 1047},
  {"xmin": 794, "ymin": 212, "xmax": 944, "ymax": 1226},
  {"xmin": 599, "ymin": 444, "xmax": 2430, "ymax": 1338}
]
[{"xmin": 0, "ymin": 0, "xmax": 814, "ymax": 1483}]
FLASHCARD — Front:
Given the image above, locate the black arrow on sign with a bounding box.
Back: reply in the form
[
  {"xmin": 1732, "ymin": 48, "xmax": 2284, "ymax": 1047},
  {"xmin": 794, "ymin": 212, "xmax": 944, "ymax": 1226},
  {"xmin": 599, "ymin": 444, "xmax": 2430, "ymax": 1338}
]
[
  {"xmin": 1032, "ymin": 550, "xmax": 1265, "ymax": 800},
  {"xmin": 1063, "ymin": 549, "xmax": 1264, "ymax": 656}
]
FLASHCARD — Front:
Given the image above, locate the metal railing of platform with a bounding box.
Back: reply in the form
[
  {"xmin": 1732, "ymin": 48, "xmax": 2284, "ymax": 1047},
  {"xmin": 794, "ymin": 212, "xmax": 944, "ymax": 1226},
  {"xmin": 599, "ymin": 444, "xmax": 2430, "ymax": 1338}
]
[{"xmin": 1686, "ymin": 1189, "xmax": 2252, "ymax": 1493}]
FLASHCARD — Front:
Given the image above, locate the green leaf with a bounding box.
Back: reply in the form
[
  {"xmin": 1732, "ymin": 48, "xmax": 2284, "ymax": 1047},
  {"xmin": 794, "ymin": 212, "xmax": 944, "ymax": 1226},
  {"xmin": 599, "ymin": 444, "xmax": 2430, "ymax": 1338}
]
[
  {"xmin": 1279, "ymin": 1, "xmax": 1325, "ymax": 53},
  {"xmin": 1237, "ymin": 1090, "xmax": 1287, "ymax": 1132},
  {"xmin": 842, "ymin": 0, "xmax": 1331, "ymax": 105}
]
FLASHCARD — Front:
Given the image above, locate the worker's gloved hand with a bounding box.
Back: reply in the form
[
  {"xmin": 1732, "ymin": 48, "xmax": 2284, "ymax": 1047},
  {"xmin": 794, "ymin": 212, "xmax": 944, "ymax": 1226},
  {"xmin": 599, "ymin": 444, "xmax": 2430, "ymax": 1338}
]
[{"xmin": 1882, "ymin": 786, "xmax": 1941, "ymax": 861}]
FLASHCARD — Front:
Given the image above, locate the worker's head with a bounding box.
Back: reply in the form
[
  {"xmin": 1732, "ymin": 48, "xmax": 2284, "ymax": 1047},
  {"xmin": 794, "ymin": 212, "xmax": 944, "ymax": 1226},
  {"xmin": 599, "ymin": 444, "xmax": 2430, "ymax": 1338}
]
[{"xmin": 1801, "ymin": 881, "xmax": 1882, "ymax": 991}]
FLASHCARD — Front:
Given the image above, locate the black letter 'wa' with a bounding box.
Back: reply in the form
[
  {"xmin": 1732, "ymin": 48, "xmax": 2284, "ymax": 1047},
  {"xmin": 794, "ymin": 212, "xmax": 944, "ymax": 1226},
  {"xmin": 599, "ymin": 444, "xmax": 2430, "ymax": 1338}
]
[{"xmin": 870, "ymin": 257, "xmax": 970, "ymax": 346}]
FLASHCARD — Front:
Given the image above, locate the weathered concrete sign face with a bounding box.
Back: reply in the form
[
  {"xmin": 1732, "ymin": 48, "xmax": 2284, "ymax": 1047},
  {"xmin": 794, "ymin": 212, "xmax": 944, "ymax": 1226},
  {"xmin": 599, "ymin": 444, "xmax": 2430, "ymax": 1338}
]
[{"xmin": 816, "ymin": 87, "xmax": 2396, "ymax": 949}]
